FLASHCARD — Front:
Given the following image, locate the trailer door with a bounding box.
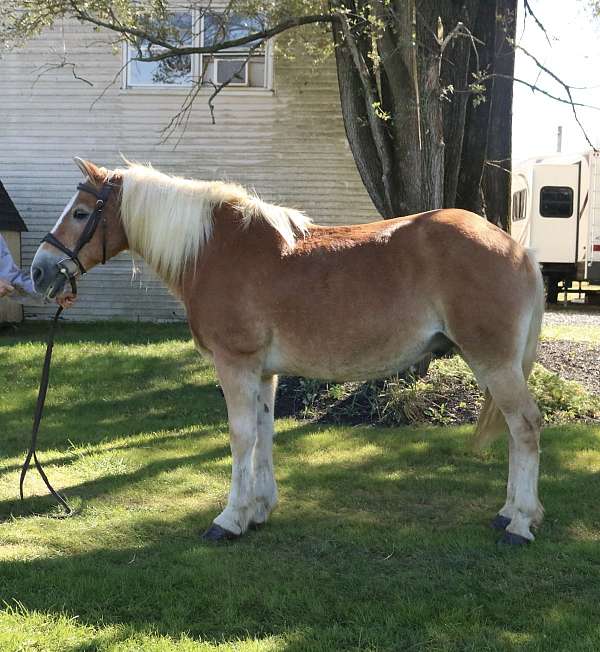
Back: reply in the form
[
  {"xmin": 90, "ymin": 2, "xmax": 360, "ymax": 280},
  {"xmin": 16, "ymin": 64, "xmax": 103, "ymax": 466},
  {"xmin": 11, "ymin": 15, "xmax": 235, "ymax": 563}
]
[
  {"xmin": 589, "ymin": 152, "xmax": 600, "ymax": 282},
  {"xmin": 531, "ymin": 164, "xmax": 580, "ymax": 263}
]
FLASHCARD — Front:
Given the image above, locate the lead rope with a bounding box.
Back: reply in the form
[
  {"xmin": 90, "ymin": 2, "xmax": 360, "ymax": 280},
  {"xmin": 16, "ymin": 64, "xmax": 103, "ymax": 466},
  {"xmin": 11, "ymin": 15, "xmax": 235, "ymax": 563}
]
[
  {"xmin": 21, "ymin": 178, "xmax": 113, "ymax": 514},
  {"xmin": 20, "ymin": 305, "xmax": 72, "ymax": 514}
]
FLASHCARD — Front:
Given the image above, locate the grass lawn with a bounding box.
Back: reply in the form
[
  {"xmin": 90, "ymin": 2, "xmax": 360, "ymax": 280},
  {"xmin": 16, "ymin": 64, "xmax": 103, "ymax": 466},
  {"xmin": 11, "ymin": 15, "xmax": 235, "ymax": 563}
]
[
  {"xmin": 1, "ymin": 321, "xmax": 600, "ymax": 651},
  {"xmin": 541, "ymin": 322, "xmax": 600, "ymax": 344}
]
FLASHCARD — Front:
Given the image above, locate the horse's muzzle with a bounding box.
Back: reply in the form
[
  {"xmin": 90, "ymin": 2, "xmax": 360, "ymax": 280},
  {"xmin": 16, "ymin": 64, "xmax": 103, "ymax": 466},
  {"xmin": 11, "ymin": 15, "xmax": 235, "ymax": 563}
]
[{"xmin": 31, "ymin": 249, "xmax": 75, "ymax": 299}]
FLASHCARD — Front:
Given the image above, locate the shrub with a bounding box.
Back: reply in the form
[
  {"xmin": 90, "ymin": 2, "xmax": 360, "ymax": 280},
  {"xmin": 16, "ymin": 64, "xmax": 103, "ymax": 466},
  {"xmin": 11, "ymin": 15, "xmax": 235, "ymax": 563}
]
[{"xmin": 275, "ymin": 356, "xmax": 600, "ymax": 427}]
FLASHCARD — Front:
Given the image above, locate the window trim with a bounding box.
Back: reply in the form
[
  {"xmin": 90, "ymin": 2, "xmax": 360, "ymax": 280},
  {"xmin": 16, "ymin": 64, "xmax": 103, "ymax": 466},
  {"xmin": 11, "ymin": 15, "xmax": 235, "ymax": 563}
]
[
  {"xmin": 123, "ymin": 10, "xmax": 273, "ymax": 91},
  {"xmin": 211, "ymin": 56, "xmax": 250, "ymax": 86}
]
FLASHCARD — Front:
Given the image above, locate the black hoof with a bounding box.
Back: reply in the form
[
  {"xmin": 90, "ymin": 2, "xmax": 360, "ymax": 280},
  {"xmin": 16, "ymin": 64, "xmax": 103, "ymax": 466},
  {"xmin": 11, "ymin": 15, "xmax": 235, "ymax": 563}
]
[
  {"xmin": 201, "ymin": 523, "xmax": 239, "ymax": 542},
  {"xmin": 491, "ymin": 514, "xmax": 512, "ymax": 531},
  {"xmin": 249, "ymin": 521, "xmax": 264, "ymax": 531},
  {"xmin": 498, "ymin": 531, "xmax": 531, "ymax": 546}
]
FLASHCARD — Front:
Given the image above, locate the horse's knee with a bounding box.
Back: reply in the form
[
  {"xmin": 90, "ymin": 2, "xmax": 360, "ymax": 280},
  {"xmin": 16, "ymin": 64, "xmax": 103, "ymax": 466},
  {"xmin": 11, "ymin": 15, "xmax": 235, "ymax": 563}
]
[
  {"xmin": 524, "ymin": 403, "xmax": 542, "ymax": 433},
  {"xmin": 229, "ymin": 418, "xmax": 256, "ymax": 456},
  {"xmin": 510, "ymin": 402, "xmax": 541, "ymax": 452}
]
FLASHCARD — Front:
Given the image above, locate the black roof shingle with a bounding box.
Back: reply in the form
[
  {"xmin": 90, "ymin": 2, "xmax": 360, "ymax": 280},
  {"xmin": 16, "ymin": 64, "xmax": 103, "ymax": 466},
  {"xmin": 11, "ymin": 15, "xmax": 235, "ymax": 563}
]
[{"xmin": 0, "ymin": 180, "xmax": 27, "ymax": 232}]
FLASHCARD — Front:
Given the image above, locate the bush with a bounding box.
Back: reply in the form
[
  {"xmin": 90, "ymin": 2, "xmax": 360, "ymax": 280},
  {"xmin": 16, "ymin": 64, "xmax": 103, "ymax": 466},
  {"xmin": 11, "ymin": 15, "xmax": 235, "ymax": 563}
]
[
  {"xmin": 275, "ymin": 356, "xmax": 600, "ymax": 427},
  {"xmin": 529, "ymin": 365, "xmax": 600, "ymax": 423}
]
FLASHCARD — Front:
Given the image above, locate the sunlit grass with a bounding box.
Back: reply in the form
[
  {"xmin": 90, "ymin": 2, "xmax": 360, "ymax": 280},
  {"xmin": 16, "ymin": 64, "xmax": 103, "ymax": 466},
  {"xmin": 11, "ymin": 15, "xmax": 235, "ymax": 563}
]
[
  {"xmin": 1, "ymin": 322, "xmax": 600, "ymax": 651},
  {"xmin": 542, "ymin": 322, "xmax": 600, "ymax": 343}
]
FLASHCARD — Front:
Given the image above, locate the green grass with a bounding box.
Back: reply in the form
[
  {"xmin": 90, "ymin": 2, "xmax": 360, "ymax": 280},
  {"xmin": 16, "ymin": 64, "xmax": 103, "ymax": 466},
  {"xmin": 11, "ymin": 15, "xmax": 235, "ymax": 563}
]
[
  {"xmin": 541, "ymin": 315, "xmax": 600, "ymax": 344},
  {"xmin": 1, "ymin": 322, "xmax": 600, "ymax": 651},
  {"xmin": 541, "ymin": 322, "xmax": 600, "ymax": 344}
]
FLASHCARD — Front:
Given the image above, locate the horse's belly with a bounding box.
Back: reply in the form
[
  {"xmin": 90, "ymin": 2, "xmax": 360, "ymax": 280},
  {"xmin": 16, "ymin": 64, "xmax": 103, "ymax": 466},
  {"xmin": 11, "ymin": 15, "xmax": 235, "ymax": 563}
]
[{"xmin": 263, "ymin": 335, "xmax": 434, "ymax": 381}]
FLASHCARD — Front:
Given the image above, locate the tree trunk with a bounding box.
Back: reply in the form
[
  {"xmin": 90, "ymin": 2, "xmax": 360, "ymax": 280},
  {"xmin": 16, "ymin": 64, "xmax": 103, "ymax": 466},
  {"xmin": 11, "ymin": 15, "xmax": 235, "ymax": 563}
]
[
  {"xmin": 455, "ymin": 0, "xmax": 516, "ymax": 230},
  {"xmin": 330, "ymin": 0, "xmax": 516, "ymax": 230},
  {"xmin": 441, "ymin": 1, "xmax": 481, "ymax": 208},
  {"xmin": 330, "ymin": 2, "xmax": 392, "ymax": 218},
  {"xmin": 480, "ymin": 0, "xmax": 517, "ymax": 230}
]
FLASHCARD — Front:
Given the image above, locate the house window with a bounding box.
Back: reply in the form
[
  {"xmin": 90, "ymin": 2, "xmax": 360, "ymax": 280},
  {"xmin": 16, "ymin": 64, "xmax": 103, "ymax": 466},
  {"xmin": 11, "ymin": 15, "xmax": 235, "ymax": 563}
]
[
  {"xmin": 126, "ymin": 12, "xmax": 194, "ymax": 87},
  {"xmin": 511, "ymin": 189, "xmax": 527, "ymax": 222},
  {"xmin": 201, "ymin": 15, "xmax": 265, "ymax": 88},
  {"xmin": 124, "ymin": 12, "xmax": 270, "ymax": 89},
  {"xmin": 539, "ymin": 186, "xmax": 574, "ymax": 218}
]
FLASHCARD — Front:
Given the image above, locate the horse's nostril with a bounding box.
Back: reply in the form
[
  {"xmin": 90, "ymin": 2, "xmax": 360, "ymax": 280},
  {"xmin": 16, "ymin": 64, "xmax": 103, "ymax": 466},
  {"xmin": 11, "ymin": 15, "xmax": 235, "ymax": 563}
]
[{"xmin": 32, "ymin": 265, "xmax": 44, "ymax": 287}]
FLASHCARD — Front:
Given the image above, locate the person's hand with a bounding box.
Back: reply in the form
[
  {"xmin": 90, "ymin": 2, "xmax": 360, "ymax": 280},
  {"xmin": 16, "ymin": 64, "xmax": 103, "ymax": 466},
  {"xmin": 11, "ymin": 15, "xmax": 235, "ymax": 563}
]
[
  {"xmin": 55, "ymin": 292, "xmax": 76, "ymax": 309},
  {"xmin": 0, "ymin": 279, "xmax": 15, "ymax": 298}
]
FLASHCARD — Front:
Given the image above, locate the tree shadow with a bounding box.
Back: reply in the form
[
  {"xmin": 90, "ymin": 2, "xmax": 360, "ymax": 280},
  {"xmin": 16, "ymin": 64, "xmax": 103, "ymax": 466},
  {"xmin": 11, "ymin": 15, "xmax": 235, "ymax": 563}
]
[
  {"xmin": 0, "ymin": 320, "xmax": 190, "ymax": 347},
  {"xmin": 0, "ymin": 420, "xmax": 599, "ymax": 649},
  {"xmin": 1, "ymin": 346, "xmax": 226, "ymax": 462},
  {"xmin": 2, "ymin": 476, "xmax": 600, "ymax": 650}
]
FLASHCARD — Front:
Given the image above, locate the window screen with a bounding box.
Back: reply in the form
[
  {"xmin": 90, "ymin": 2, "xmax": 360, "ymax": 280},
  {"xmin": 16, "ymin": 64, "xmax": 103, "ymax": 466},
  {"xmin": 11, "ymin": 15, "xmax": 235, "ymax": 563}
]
[{"xmin": 539, "ymin": 186, "xmax": 573, "ymax": 218}]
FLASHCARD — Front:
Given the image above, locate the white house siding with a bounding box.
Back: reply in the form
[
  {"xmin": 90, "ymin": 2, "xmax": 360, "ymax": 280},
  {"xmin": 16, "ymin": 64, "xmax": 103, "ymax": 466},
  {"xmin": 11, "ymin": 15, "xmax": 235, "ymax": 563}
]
[{"xmin": 0, "ymin": 20, "xmax": 376, "ymax": 321}]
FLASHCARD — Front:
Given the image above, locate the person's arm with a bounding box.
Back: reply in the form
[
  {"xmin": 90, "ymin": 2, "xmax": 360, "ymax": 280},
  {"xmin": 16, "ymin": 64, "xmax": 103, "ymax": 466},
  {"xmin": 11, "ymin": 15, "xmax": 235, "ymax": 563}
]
[{"xmin": 0, "ymin": 235, "xmax": 49, "ymax": 306}]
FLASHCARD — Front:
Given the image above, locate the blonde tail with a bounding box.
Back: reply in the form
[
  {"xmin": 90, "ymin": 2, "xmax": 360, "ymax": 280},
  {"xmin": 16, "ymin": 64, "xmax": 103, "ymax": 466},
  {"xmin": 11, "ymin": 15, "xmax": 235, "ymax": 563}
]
[{"xmin": 473, "ymin": 250, "xmax": 544, "ymax": 450}]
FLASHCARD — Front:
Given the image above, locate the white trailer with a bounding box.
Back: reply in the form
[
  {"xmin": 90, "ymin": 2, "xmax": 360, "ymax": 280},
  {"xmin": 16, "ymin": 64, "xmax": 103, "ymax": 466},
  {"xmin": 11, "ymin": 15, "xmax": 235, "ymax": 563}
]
[{"xmin": 511, "ymin": 151, "xmax": 600, "ymax": 302}]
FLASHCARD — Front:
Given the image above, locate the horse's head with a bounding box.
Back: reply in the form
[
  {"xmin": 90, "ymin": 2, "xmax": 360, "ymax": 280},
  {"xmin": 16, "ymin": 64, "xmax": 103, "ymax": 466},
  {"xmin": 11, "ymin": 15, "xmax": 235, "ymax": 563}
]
[{"xmin": 31, "ymin": 158, "xmax": 128, "ymax": 299}]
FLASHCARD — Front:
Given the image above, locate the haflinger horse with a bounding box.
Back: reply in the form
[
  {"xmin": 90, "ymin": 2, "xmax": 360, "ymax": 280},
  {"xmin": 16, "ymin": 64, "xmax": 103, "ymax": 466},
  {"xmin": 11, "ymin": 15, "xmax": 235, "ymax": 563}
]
[{"xmin": 31, "ymin": 158, "xmax": 545, "ymax": 545}]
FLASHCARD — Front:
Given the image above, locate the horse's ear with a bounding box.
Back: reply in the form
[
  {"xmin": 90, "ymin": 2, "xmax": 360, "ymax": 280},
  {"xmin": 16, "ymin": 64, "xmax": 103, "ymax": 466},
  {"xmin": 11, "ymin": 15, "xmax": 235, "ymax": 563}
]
[{"xmin": 73, "ymin": 157, "xmax": 103, "ymax": 181}]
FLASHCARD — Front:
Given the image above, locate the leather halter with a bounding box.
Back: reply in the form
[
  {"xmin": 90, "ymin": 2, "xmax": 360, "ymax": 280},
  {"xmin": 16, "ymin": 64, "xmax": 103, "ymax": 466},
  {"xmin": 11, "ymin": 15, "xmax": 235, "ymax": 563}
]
[{"xmin": 41, "ymin": 180, "xmax": 116, "ymax": 296}]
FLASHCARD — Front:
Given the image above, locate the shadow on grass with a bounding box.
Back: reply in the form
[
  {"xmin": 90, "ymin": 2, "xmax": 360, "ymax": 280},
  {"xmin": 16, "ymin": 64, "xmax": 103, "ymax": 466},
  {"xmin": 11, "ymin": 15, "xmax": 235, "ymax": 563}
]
[
  {"xmin": 0, "ymin": 422, "xmax": 599, "ymax": 649},
  {"xmin": 1, "ymin": 347, "xmax": 226, "ymax": 463},
  {"xmin": 0, "ymin": 439, "xmax": 231, "ymax": 521},
  {"xmin": 0, "ymin": 320, "xmax": 190, "ymax": 347},
  {"xmin": 2, "ymin": 323, "xmax": 600, "ymax": 649}
]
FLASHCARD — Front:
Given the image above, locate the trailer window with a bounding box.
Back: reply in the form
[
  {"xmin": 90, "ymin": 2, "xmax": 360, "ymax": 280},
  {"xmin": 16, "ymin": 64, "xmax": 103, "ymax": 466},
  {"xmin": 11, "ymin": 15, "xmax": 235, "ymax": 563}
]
[
  {"xmin": 539, "ymin": 186, "xmax": 573, "ymax": 218},
  {"xmin": 512, "ymin": 189, "xmax": 527, "ymax": 221}
]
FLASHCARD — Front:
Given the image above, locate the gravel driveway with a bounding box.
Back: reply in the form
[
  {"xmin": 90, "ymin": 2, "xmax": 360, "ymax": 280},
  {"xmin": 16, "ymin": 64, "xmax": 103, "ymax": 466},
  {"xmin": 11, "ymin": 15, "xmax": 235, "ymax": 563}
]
[{"xmin": 543, "ymin": 308, "xmax": 600, "ymax": 327}]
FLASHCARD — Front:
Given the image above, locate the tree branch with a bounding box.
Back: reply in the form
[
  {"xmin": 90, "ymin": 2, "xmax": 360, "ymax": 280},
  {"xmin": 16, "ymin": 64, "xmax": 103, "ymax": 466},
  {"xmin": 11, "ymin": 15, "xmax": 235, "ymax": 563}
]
[
  {"xmin": 523, "ymin": 0, "xmax": 551, "ymax": 47},
  {"xmin": 512, "ymin": 42, "xmax": 597, "ymax": 149},
  {"xmin": 337, "ymin": 9, "xmax": 395, "ymax": 216},
  {"xmin": 68, "ymin": 4, "xmax": 333, "ymax": 61}
]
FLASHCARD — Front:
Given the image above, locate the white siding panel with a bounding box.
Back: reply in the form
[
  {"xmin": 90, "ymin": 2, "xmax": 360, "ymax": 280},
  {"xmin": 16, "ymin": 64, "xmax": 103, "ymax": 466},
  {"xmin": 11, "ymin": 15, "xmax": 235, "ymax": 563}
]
[{"xmin": 0, "ymin": 21, "xmax": 376, "ymax": 321}]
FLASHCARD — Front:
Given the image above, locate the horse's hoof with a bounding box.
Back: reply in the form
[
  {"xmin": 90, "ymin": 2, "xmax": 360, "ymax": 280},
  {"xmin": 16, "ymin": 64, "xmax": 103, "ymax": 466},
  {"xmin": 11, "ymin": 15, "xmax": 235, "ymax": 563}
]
[
  {"xmin": 491, "ymin": 514, "xmax": 512, "ymax": 530},
  {"xmin": 201, "ymin": 523, "xmax": 239, "ymax": 543},
  {"xmin": 249, "ymin": 521, "xmax": 265, "ymax": 531},
  {"xmin": 498, "ymin": 531, "xmax": 531, "ymax": 546}
]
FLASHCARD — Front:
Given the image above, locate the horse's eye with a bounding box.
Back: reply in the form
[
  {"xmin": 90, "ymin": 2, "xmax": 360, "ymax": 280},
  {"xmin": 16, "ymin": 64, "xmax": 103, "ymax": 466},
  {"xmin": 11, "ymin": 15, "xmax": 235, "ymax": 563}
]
[{"xmin": 73, "ymin": 209, "xmax": 89, "ymax": 220}]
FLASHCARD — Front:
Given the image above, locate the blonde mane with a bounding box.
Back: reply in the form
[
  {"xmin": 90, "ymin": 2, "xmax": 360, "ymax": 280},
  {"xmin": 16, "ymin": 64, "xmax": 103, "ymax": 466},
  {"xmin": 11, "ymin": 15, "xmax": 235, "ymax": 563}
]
[{"xmin": 116, "ymin": 163, "xmax": 311, "ymax": 284}]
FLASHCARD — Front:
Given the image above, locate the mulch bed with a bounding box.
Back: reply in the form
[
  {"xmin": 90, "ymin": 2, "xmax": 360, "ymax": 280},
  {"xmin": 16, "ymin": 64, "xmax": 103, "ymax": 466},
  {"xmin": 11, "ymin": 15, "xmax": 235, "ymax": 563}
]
[
  {"xmin": 275, "ymin": 339, "xmax": 599, "ymax": 427},
  {"xmin": 538, "ymin": 339, "xmax": 600, "ymax": 397}
]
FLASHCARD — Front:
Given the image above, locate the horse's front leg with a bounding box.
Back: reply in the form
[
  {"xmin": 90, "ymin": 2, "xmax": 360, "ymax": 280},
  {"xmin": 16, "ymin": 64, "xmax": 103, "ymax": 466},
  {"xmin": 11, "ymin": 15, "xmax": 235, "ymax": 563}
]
[
  {"xmin": 202, "ymin": 353, "xmax": 261, "ymax": 542},
  {"xmin": 252, "ymin": 374, "xmax": 278, "ymax": 527}
]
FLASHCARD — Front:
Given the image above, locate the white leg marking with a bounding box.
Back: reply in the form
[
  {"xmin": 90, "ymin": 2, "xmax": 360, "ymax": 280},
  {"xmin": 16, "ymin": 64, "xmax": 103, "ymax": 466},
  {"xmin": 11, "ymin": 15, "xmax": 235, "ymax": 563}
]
[
  {"xmin": 253, "ymin": 375, "xmax": 278, "ymax": 525},
  {"xmin": 213, "ymin": 358, "xmax": 261, "ymax": 535},
  {"xmin": 498, "ymin": 436, "xmax": 517, "ymax": 521},
  {"xmin": 486, "ymin": 368, "xmax": 543, "ymax": 541}
]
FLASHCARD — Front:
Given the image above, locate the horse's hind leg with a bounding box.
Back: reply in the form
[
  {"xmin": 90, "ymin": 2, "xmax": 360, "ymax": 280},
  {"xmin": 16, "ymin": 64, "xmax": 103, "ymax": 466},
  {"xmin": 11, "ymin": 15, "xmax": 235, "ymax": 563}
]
[
  {"xmin": 483, "ymin": 366, "xmax": 543, "ymax": 544},
  {"xmin": 252, "ymin": 374, "xmax": 278, "ymax": 527}
]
